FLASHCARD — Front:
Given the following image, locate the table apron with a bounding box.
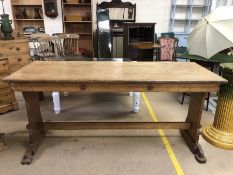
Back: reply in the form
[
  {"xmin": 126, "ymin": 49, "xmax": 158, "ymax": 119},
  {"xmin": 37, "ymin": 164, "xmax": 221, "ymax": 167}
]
[{"xmin": 9, "ymin": 82, "xmax": 221, "ymax": 92}]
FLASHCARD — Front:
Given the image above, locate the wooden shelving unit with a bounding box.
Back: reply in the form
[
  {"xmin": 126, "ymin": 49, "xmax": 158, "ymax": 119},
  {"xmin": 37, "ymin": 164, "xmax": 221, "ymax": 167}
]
[
  {"xmin": 11, "ymin": 0, "xmax": 44, "ymax": 35},
  {"xmin": 62, "ymin": 0, "xmax": 93, "ymax": 57}
]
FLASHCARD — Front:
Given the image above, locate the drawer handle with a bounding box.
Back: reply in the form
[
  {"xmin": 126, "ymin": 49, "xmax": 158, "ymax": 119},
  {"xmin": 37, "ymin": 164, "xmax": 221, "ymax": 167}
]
[
  {"xmin": 16, "ymin": 47, "xmax": 20, "ymax": 51},
  {"xmin": 18, "ymin": 57, "xmax": 22, "ymax": 62},
  {"xmin": 80, "ymin": 84, "xmax": 87, "ymax": 90},
  {"xmin": 147, "ymin": 85, "xmax": 154, "ymax": 91}
]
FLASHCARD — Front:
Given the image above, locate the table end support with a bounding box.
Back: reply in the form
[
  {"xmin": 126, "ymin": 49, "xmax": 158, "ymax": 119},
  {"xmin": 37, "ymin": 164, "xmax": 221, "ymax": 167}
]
[
  {"xmin": 22, "ymin": 91, "xmax": 46, "ymax": 165},
  {"xmin": 181, "ymin": 130, "xmax": 207, "ymax": 163},
  {"xmin": 21, "ymin": 130, "xmax": 45, "ymax": 165},
  {"xmin": 0, "ymin": 133, "xmax": 6, "ymax": 151}
]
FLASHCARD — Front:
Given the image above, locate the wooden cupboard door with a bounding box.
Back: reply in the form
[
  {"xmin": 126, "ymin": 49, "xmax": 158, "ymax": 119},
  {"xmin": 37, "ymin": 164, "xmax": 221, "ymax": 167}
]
[
  {"xmin": 0, "ymin": 42, "xmax": 29, "ymax": 56},
  {"xmin": 0, "ymin": 89, "xmax": 15, "ymax": 106},
  {"xmin": 7, "ymin": 54, "xmax": 30, "ymax": 67},
  {"xmin": 0, "ymin": 59, "xmax": 10, "ymax": 76}
]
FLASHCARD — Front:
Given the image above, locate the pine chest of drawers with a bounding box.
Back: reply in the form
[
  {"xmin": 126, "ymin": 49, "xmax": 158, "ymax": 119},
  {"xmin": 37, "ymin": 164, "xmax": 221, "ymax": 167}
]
[{"xmin": 0, "ymin": 39, "xmax": 30, "ymax": 114}]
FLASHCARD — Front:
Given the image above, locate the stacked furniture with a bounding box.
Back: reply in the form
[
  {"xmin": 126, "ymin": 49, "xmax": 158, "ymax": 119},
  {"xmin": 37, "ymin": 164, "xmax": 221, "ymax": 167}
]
[{"xmin": 0, "ymin": 39, "xmax": 30, "ymax": 113}]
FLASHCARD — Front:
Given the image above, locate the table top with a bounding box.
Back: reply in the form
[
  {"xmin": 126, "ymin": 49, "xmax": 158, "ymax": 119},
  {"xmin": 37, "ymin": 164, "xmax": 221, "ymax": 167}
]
[
  {"xmin": 4, "ymin": 61, "xmax": 226, "ymax": 84},
  {"xmin": 129, "ymin": 42, "xmax": 162, "ymax": 50}
]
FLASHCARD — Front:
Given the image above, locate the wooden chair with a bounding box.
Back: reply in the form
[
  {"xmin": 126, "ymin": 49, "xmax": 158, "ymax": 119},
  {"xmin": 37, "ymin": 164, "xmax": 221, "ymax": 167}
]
[
  {"xmin": 35, "ymin": 36, "xmax": 56, "ymax": 60},
  {"xmin": 53, "ymin": 33, "xmax": 88, "ymax": 114},
  {"xmin": 31, "ymin": 35, "xmax": 62, "ymax": 114},
  {"xmin": 53, "ymin": 33, "xmax": 87, "ymax": 61},
  {"xmin": 30, "ymin": 34, "xmax": 56, "ymax": 61}
]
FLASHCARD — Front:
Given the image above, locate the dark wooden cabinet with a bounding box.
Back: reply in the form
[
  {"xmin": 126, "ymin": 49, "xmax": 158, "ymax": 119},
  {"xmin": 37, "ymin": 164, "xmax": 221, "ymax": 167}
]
[
  {"xmin": 96, "ymin": 0, "xmax": 136, "ymax": 58},
  {"xmin": 123, "ymin": 23, "xmax": 156, "ymax": 61}
]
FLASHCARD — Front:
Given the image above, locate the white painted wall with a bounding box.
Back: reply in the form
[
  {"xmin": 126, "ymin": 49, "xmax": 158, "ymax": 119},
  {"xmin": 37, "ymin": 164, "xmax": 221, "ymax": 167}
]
[
  {"xmin": 0, "ymin": 0, "xmax": 13, "ymax": 24},
  {"xmin": 42, "ymin": 0, "xmax": 63, "ymax": 35},
  {"xmin": 133, "ymin": 0, "xmax": 171, "ymax": 35}
]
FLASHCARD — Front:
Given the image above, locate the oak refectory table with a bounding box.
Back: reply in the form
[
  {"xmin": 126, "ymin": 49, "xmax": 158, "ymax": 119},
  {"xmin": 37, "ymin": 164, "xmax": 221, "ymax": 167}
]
[{"xmin": 3, "ymin": 61, "xmax": 227, "ymax": 164}]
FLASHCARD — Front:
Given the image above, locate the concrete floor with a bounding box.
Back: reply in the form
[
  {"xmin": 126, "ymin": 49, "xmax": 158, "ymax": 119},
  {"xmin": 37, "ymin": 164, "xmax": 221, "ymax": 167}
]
[{"xmin": 0, "ymin": 92, "xmax": 232, "ymax": 175}]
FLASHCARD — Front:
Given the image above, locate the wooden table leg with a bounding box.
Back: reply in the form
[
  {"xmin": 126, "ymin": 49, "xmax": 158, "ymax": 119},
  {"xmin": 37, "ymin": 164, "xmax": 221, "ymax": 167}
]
[
  {"xmin": 52, "ymin": 92, "xmax": 61, "ymax": 114},
  {"xmin": 180, "ymin": 92, "xmax": 207, "ymax": 163},
  {"xmin": 21, "ymin": 92, "xmax": 45, "ymax": 165},
  {"xmin": 133, "ymin": 92, "xmax": 140, "ymax": 113},
  {"xmin": 0, "ymin": 132, "xmax": 6, "ymax": 151},
  {"xmin": 38, "ymin": 92, "xmax": 44, "ymax": 101}
]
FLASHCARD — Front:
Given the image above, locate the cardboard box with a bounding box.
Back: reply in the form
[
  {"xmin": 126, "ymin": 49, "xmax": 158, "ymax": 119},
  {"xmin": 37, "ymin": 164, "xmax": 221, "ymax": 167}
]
[
  {"xmin": 66, "ymin": 0, "xmax": 80, "ymax": 3},
  {"xmin": 66, "ymin": 15, "xmax": 82, "ymax": 21}
]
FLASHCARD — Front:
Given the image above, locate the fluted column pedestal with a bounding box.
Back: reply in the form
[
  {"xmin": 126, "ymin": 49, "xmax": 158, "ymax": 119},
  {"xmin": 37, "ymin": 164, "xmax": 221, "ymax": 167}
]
[{"xmin": 203, "ymin": 63, "xmax": 233, "ymax": 149}]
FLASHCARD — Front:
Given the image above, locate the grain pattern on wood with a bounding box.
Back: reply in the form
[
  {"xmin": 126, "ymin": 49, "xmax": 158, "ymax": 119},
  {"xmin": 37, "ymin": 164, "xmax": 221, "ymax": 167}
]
[
  {"xmin": 0, "ymin": 39, "xmax": 29, "ymax": 44},
  {"xmin": 0, "ymin": 58, "xmax": 10, "ymax": 75},
  {"xmin": 0, "ymin": 103, "xmax": 18, "ymax": 113},
  {"xmin": 0, "ymin": 58, "xmax": 19, "ymax": 114},
  {"xmin": 7, "ymin": 54, "xmax": 30, "ymax": 66},
  {"xmin": 4, "ymin": 61, "xmax": 226, "ymax": 85},
  {"xmin": 21, "ymin": 92, "xmax": 45, "ymax": 165},
  {"xmin": 0, "ymin": 40, "xmax": 29, "ymax": 56},
  {"xmin": 8, "ymin": 82, "xmax": 221, "ymax": 92},
  {"xmin": 23, "ymin": 92, "xmax": 44, "ymax": 143},
  {"xmin": 41, "ymin": 122, "xmax": 191, "ymax": 130}
]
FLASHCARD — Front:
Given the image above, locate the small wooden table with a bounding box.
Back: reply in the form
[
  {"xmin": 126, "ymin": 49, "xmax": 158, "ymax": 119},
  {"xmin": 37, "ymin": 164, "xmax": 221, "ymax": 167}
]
[
  {"xmin": 129, "ymin": 42, "xmax": 162, "ymax": 50},
  {"xmin": 129, "ymin": 42, "xmax": 162, "ymax": 61},
  {"xmin": 3, "ymin": 61, "xmax": 226, "ymax": 164}
]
